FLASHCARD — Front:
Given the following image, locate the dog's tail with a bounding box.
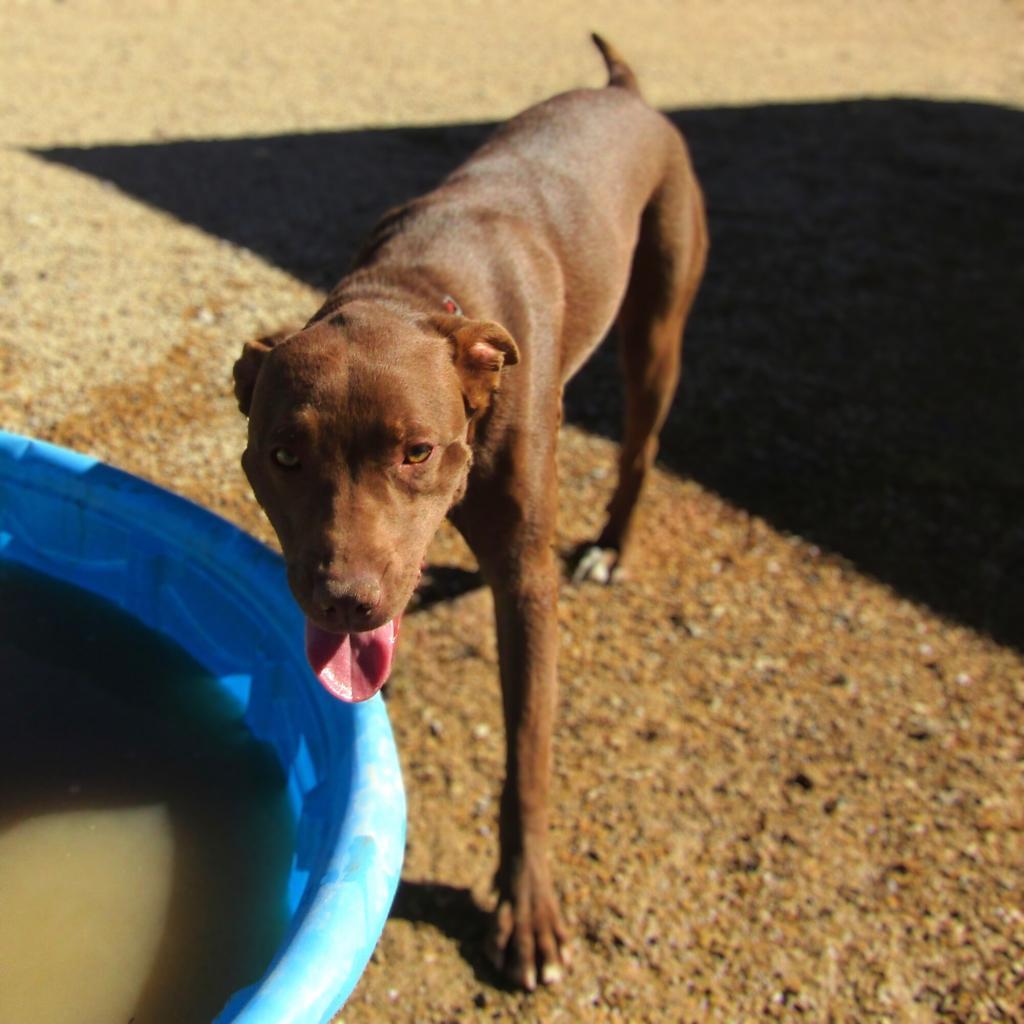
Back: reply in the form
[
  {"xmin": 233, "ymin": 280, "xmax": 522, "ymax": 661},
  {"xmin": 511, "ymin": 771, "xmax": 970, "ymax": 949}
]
[{"xmin": 591, "ymin": 33, "xmax": 642, "ymax": 96}]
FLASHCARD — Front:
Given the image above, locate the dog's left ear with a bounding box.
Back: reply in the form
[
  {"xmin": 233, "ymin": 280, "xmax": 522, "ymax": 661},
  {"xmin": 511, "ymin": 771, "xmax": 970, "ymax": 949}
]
[{"xmin": 430, "ymin": 315, "xmax": 520, "ymax": 414}]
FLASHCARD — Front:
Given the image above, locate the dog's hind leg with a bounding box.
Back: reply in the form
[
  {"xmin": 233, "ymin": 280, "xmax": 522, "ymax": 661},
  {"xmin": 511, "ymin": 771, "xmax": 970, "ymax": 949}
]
[{"xmin": 573, "ymin": 139, "xmax": 708, "ymax": 584}]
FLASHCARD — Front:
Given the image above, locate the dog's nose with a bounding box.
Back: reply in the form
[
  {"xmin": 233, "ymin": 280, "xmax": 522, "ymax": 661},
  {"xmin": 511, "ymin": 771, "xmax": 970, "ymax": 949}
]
[{"xmin": 313, "ymin": 573, "xmax": 383, "ymax": 626}]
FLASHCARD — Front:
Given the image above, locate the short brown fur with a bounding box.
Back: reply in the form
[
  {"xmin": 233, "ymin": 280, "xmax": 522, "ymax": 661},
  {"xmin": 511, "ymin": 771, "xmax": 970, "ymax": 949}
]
[{"xmin": 234, "ymin": 34, "xmax": 707, "ymax": 990}]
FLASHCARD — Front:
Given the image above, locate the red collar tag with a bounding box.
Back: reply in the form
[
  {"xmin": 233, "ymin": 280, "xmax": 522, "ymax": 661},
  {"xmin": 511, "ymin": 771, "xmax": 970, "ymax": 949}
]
[{"xmin": 442, "ymin": 295, "xmax": 462, "ymax": 316}]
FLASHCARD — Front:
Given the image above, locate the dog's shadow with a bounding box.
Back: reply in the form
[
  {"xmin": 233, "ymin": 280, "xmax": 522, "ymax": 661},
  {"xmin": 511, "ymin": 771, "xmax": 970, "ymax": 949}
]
[
  {"xmin": 388, "ymin": 880, "xmax": 519, "ymax": 990},
  {"xmin": 34, "ymin": 96, "xmax": 1024, "ymax": 651},
  {"xmin": 408, "ymin": 564, "xmax": 484, "ymax": 613}
]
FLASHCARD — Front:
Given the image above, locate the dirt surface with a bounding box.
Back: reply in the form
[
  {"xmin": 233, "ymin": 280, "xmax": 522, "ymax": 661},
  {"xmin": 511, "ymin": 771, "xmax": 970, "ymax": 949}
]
[{"xmin": 3, "ymin": 2, "xmax": 1023, "ymax": 1021}]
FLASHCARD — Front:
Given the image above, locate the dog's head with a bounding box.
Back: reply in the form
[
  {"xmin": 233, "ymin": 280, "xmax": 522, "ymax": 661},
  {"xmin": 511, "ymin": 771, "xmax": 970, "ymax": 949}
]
[{"xmin": 233, "ymin": 302, "xmax": 518, "ymax": 701}]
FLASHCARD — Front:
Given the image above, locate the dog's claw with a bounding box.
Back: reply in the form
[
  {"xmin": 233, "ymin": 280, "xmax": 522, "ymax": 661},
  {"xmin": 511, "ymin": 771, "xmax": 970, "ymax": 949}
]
[
  {"xmin": 571, "ymin": 544, "xmax": 625, "ymax": 585},
  {"xmin": 487, "ymin": 879, "xmax": 570, "ymax": 992},
  {"xmin": 541, "ymin": 962, "xmax": 564, "ymax": 986}
]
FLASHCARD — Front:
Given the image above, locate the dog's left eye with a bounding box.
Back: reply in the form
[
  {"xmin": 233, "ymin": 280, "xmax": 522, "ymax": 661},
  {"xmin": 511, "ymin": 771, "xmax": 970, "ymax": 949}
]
[{"xmin": 404, "ymin": 443, "xmax": 434, "ymax": 465}]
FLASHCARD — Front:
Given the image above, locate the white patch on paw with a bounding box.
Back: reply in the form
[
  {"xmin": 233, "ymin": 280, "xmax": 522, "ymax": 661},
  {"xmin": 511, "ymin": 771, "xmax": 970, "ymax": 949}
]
[{"xmin": 572, "ymin": 545, "xmax": 617, "ymax": 585}]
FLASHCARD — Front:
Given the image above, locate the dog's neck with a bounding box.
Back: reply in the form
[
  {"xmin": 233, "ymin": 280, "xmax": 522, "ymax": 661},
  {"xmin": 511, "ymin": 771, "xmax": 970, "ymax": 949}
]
[{"xmin": 309, "ymin": 267, "xmax": 465, "ymax": 327}]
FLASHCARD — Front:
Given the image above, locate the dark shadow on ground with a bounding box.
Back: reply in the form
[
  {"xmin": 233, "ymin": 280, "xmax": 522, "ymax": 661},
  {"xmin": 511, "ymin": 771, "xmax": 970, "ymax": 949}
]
[
  {"xmin": 34, "ymin": 98, "xmax": 1024, "ymax": 648},
  {"xmin": 410, "ymin": 565, "xmax": 484, "ymax": 613},
  {"xmin": 390, "ymin": 880, "xmax": 513, "ymax": 990}
]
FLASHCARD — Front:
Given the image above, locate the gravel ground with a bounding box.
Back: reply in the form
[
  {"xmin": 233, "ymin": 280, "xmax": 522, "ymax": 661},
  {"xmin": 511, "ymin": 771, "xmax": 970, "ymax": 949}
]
[{"xmin": 2, "ymin": 2, "xmax": 1023, "ymax": 1021}]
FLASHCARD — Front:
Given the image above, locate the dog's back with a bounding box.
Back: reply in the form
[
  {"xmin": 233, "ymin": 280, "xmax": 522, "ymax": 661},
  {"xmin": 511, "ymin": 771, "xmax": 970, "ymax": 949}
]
[{"xmin": 340, "ymin": 41, "xmax": 702, "ymax": 385}]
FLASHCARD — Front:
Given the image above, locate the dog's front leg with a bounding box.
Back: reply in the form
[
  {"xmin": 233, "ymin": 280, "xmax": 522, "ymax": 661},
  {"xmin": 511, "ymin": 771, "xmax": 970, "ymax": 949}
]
[{"xmin": 485, "ymin": 538, "xmax": 570, "ymax": 990}]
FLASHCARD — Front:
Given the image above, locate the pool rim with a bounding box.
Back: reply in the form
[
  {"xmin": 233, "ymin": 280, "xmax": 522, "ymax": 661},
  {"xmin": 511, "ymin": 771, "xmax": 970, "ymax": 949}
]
[{"xmin": 0, "ymin": 430, "xmax": 406, "ymax": 1024}]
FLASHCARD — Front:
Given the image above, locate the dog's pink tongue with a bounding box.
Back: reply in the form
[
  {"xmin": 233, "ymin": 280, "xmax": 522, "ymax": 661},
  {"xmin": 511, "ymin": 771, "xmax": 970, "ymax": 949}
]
[{"xmin": 304, "ymin": 618, "xmax": 399, "ymax": 703}]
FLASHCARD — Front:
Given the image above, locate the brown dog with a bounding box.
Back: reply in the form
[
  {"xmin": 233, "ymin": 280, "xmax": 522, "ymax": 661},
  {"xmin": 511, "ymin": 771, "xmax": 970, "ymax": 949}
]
[{"xmin": 233, "ymin": 35, "xmax": 706, "ymax": 990}]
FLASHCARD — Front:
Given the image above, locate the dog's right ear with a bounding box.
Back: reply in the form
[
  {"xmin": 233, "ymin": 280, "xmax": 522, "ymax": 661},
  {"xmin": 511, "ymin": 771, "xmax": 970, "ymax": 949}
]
[{"xmin": 233, "ymin": 331, "xmax": 287, "ymax": 416}]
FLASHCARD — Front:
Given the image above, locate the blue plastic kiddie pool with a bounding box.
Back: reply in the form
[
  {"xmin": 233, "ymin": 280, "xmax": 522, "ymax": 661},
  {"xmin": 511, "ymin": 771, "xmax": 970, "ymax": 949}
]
[{"xmin": 0, "ymin": 431, "xmax": 406, "ymax": 1023}]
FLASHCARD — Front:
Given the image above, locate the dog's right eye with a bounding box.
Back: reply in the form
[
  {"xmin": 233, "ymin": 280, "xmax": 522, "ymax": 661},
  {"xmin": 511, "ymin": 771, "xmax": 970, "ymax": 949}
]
[{"xmin": 272, "ymin": 447, "xmax": 300, "ymax": 469}]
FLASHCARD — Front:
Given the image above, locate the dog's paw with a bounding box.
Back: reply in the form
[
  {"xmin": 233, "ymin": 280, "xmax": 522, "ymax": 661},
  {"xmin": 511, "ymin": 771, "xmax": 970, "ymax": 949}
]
[
  {"xmin": 569, "ymin": 544, "xmax": 626, "ymax": 585},
  {"xmin": 486, "ymin": 868, "xmax": 572, "ymax": 991}
]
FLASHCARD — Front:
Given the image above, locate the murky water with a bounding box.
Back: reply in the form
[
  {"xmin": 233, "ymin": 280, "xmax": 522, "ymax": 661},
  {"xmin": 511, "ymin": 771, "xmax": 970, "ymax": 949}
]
[{"xmin": 0, "ymin": 561, "xmax": 295, "ymax": 1024}]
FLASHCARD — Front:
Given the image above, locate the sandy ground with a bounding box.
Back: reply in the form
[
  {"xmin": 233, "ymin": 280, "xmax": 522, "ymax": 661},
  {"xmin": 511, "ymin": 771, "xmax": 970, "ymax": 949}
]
[{"xmin": 2, "ymin": 1, "xmax": 1023, "ymax": 1021}]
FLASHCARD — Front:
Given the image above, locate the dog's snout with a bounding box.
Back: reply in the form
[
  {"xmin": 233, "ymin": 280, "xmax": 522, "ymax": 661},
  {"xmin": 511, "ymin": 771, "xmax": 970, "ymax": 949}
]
[{"xmin": 313, "ymin": 572, "xmax": 383, "ymax": 626}]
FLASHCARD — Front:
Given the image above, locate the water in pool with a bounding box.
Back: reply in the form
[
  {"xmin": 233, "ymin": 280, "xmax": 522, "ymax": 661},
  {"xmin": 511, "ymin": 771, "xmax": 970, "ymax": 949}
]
[{"xmin": 0, "ymin": 560, "xmax": 296, "ymax": 1024}]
